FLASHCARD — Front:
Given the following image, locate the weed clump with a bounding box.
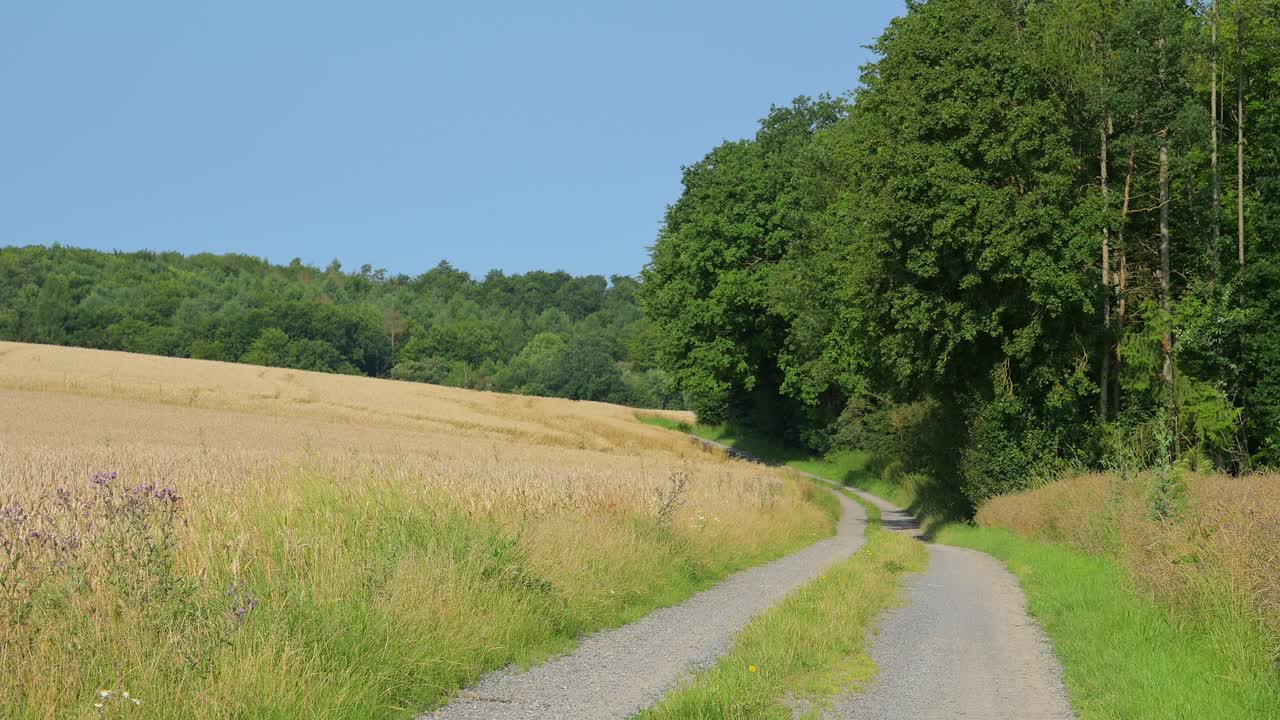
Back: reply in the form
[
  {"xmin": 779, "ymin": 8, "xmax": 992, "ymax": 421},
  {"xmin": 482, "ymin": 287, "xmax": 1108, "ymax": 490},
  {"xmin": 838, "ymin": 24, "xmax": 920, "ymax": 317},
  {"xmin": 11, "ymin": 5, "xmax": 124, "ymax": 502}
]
[{"xmin": 1, "ymin": 471, "xmax": 205, "ymax": 643}]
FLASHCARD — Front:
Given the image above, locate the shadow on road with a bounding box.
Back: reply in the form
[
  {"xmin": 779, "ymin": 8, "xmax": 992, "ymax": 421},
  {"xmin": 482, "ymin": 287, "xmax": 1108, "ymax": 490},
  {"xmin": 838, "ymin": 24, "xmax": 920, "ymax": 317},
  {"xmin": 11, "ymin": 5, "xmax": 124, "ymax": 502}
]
[{"xmin": 688, "ymin": 434, "xmax": 934, "ymax": 539}]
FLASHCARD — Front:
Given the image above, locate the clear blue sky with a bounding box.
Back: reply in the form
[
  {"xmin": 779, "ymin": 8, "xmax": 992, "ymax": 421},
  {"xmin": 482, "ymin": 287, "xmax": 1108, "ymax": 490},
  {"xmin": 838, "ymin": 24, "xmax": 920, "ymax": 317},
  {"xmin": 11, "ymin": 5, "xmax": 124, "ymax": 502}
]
[{"xmin": 0, "ymin": 1, "xmax": 903, "ymax": 279}]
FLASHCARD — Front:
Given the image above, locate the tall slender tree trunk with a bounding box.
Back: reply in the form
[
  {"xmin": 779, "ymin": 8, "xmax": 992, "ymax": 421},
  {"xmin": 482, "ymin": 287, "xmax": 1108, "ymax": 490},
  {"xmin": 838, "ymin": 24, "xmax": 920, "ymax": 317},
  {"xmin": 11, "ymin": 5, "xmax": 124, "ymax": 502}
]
[
  {"xmin": 1100, "ymin": 123, "xmax": 1112, "ymax": 422},
  {"xmin": 1116, "ymin": 146, "xmax": 1136, "ymax": 416},
  {"xmin": 1236, "ymin": 0, "xmax": 1246, "ymax": 268},
  {"xmin": 1211, "ymin": 0, "xmax": 1221, "ymax": 278},
  {"xmin": 1156, "ymin": 31, "xmax": 1174, "ymax": 422},
  {"xmin": 1160, "ymin": 133, "xmax": 1174, "ymax": 391}
]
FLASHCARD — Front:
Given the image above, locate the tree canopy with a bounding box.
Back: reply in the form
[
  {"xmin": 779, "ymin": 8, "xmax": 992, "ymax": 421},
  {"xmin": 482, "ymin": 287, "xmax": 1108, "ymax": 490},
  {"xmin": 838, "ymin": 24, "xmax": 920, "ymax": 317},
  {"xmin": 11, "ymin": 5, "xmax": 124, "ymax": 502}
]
[
  {"xmin": 643, "ymin": 0, "xmax": 1280, "ymax": 510},
  {"xmin": 0, "ymin": 246, "xmax": 675, "ymax": 408}
]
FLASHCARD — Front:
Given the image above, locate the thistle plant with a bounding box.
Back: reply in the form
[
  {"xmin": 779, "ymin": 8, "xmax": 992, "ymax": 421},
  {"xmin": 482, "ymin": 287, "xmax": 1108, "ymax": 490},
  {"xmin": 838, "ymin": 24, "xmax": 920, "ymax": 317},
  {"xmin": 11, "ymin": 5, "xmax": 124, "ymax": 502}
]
[
  {"xmin": 1147, "ymin": 412, "xmax": 1187, "ymax": 521},
  {"xmin": 655, "ymin": 470, "xmax": 689, "ymax": 528},
  {"xmin": 1, "ymin": 471, "xmax": 257, "ymax": 663}
]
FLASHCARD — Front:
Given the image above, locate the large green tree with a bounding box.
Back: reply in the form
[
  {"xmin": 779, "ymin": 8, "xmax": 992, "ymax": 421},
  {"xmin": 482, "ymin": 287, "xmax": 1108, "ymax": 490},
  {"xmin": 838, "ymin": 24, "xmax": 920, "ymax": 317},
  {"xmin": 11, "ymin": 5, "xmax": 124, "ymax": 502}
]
[{"xmin": 641, "ymin": 96, "xmax": 846, "ymax": 435}]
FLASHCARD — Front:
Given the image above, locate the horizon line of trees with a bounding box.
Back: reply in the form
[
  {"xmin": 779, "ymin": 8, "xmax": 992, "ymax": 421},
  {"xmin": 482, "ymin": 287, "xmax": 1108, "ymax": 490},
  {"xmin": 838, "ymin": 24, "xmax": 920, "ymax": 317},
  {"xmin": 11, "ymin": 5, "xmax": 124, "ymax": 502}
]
[
  {"xmin": 0, "ymin": 244, "xmax": 681, "ymax": 409},
  {"xmin": 641, "ymin": 0, "xmax": 1280, "ymax": 512}
]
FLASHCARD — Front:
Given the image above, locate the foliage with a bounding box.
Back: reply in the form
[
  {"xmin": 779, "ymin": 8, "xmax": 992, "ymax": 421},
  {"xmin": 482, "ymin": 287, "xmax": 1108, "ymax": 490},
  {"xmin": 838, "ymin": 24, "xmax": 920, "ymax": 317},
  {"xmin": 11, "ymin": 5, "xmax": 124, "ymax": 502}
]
[
  {"xmin": 545, "ymin": 333, "xmax": 627, "ymax": 402},
  {"xmin": 640, "ymin": 96, "xmax": 848, "ymax": 431},
  {"xmin": 642, "ymin": 0, "xmax": 1280, "ymax": 508},
  {"xmin": 0, "ymin": 247, "xmax": 674, "ymax": 408}
]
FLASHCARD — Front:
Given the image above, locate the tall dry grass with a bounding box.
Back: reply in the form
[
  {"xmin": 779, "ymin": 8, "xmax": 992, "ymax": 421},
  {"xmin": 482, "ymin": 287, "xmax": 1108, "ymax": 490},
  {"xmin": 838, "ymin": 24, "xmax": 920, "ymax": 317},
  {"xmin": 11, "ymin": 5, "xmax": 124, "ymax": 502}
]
[
  {"xmin": 976, "ymin": 470, "xmax": 1280, "ymax": 670},
  {"xmin": 0, "ymin": 342, "xmax": 836, "ymax": 719}
]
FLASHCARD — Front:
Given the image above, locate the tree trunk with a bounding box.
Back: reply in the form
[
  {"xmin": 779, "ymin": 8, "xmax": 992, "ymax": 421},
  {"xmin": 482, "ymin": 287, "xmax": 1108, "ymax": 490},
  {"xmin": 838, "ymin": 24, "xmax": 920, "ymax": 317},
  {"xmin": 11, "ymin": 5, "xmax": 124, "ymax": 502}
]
[
  {"xmin": 1237, "ymin": 0, "xmax": 1246, "ymax": 268},
  {"xmin": 1100, "ymin": 123, "xmax": 1111, "ymax": 422},
  {"xmin": 1160, "ymin": 133, "xmax": 1174, "ymax": 391},
  {"xmin": 1211, "ymin": 0, "xmax": 1221, "ymax": 279},
  {"xmin": 1116, "ymin": 146, "xmax": 1136, "ymax": 416}
]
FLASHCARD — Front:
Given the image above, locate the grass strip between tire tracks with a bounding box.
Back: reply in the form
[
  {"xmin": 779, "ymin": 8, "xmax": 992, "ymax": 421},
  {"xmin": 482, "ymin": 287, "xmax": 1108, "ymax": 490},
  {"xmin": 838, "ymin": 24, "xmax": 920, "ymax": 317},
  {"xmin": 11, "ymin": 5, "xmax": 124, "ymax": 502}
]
[{"xmin": 633, "ymin": 487, "xmax": 928, "ymax": 720}]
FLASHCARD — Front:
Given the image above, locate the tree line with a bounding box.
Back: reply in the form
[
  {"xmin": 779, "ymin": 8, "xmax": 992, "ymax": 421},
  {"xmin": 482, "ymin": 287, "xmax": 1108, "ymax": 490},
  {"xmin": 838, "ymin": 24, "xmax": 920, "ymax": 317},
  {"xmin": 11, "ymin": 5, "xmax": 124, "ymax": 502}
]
[
  {"xmin": 0, "ymin": 245, "xmax": 678, "ymax": 408},
  {"xmin": 642, "ymin": 0, "xmax": 1280, "ymax": 511}
]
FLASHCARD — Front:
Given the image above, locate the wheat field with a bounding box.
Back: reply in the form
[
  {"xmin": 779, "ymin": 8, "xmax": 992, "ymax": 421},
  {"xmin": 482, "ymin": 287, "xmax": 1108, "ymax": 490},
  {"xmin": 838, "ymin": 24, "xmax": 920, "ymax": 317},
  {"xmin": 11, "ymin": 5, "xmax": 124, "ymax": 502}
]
[{"xmin": 0, "ymin": 341, "xmax": 836, "ymax": 720}]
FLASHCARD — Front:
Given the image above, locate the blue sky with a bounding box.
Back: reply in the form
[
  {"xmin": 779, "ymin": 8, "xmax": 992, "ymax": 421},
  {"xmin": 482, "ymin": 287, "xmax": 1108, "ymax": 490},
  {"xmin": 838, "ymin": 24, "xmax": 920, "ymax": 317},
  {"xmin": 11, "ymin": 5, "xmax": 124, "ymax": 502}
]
[{"xmin": 0, "ymin": 1, "xmax": 903, "ymax": 279}]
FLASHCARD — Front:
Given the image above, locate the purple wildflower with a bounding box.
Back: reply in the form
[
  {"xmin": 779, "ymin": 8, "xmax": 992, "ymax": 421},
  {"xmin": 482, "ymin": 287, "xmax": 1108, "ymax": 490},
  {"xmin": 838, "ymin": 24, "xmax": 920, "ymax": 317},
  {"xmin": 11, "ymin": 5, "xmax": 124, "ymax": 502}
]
[
  {"xmin": 154, "ymin": 487, "xmax": 182, "ymax": 504},
  {"xmin": 0, "ymin": 503, "xmax": 27, "ymax": 525},
  {"xmin": 225, "ymin": 581, "xmax": 259, "ymax": 624}
]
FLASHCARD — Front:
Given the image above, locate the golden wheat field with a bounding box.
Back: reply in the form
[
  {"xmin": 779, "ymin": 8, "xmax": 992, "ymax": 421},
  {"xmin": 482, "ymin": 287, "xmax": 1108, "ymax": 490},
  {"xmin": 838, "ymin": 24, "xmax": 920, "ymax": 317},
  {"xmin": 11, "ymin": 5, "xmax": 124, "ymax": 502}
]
[{"xmin": 0, "ymin": 341, "xmax": 836, "ymax": 720}]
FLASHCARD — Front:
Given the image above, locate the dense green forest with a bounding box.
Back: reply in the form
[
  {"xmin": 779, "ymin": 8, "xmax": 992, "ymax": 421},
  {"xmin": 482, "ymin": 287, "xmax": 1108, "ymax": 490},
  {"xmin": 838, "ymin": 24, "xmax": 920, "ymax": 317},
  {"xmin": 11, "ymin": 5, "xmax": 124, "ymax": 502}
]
[
  {"xmin": 642, "ymin": 0, "xmax": 1280, "ymax": 512},
  {"xmin": 0, "ymin": 245, "xmax": 676, "ymax": 408}
]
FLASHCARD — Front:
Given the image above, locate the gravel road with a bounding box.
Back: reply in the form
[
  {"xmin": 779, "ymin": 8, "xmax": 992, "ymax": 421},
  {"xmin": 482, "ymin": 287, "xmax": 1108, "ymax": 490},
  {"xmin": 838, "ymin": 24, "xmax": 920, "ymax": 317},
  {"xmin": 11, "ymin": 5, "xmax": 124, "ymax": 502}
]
[
  {"xmin": 692, "ymin": 437, "xmax": 1077, "ymax": 719},
  {"xmin": 424, "ymin": 435, "xmax": 1076, "ymax": 719},
  {"xmin": 421, "ymin": 486, "xmax": 867, "ymax": 720},
  {"xmin": 824, "ymin": 543, "xmax": 1076, "ymax": 720},
  {"xmin": 820, "ymin": 501, "xmax": 1076, "ymax": 720}
]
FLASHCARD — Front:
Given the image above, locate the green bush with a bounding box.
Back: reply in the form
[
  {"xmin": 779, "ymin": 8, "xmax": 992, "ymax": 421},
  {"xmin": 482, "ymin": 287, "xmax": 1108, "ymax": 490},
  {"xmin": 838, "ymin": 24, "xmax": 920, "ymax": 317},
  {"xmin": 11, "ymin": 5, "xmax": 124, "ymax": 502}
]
[
  {"xmin": 389, "ymin": 358, "xmax": 452, "ymax": 385},
  {"xmin": 959, "ymin": 391, "xmax": 1064, "ymax": 507},
  {"xmin": 885, "ymin": 400, "xmax": 947, "ymax": 475},
  {"xmin": 823, "ymin": 396, "xmax": 892, "ymax": 457}
]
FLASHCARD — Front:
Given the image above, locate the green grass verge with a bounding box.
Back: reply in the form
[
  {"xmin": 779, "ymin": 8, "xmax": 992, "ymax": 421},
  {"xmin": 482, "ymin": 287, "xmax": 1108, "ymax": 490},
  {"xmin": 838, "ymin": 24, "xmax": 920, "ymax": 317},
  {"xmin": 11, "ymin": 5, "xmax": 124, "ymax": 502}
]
[
  {"xmin": 638, "ymin": 416, "xmax": 874, "ymax": 484},
  {"xmin": 787, "ymin": 451, "xmax": 909, "ymax": 506},
  {"xmin": 635, "ymin": 414, "xmax": 693, "ymax": 433},
  {"xmin": 936, "ymin": 524, "xmax": 1280, "ymax": 720},
  {"xmin": 634, "ymin": 491, "xmax": 928, "ymax": 720},
  {"xmin": 3, "ymin": 461, "xmax": 845, "ymax": 719},
  {"xmin": 802, "ymin": 479, "xmax": 844, "ymax": 527}
]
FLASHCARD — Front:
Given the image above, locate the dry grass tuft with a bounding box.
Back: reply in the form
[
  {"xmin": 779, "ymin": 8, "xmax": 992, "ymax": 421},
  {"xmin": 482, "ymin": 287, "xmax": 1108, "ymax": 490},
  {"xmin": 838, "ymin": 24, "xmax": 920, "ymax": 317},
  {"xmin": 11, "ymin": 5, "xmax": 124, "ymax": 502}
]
[
  {"xmin": 977, "ymin": 470, "xmax": 1280, "ymax": 666},
  {"xmin": 0, "ymin": 342, "xmax": 830, "ymax": 719}
]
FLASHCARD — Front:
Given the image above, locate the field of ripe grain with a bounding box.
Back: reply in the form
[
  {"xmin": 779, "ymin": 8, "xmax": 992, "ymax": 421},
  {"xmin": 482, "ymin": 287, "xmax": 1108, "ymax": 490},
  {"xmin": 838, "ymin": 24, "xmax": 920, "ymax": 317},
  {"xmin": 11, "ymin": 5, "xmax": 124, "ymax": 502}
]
[{"xmin": 0, "ymin": 342, "xmax": 837, "ymax": 720}]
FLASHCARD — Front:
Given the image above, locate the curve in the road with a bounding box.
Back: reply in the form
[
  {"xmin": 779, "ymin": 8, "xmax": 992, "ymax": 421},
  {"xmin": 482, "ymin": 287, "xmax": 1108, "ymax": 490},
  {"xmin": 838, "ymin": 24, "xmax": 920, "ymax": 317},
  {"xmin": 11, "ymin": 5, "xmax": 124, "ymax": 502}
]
[
  {"xmin": 424, "ymin": 434, "xmax": 1077, "ymax": 720},
  {"xmin": 691, "ymin": 435, "xmax": 1077, "ymax": 720}
]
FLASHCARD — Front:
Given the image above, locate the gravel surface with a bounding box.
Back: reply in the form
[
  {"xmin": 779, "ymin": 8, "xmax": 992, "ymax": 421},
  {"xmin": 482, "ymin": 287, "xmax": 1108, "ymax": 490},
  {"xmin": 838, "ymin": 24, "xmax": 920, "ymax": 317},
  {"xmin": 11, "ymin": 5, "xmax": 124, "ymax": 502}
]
[
  {"xmin": 695, "ymin": 436, "xmax": 1077, "ymax": 719},
  {"xmin": 825, "ymin": 544, "xmax": 1076, "ymax": 720},
  {"xmin": 421, "ymin": 485, "xmax": 866, "ymax": 720}
]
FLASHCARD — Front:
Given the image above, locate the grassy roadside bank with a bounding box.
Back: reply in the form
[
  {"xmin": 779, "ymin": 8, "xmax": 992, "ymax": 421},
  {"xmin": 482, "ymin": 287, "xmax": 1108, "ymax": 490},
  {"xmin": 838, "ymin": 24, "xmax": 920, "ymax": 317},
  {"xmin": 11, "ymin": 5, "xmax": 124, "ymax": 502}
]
[
  {"xmin": 637, "ymin": 416, "xmax": 1280, "ymax": 719},
  {"xmin": 936, "ymin": 525, "xmax": 1280, "ymax": 719},
  {"xmin": 3, "ymin": 456, "xmax": 841, "ymax": 720},
  {"xmin": 635, "ymin": 492, "xmax": 927, "ymax": 720}
]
